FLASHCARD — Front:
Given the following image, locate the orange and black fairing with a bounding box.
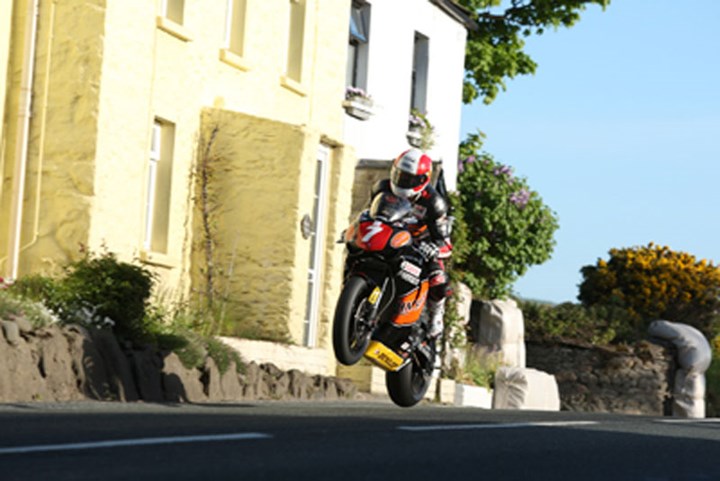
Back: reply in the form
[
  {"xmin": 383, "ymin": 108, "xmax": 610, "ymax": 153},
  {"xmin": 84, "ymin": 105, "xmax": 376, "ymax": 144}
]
[{"xmin": 391, "ymin": 280, "xmax": 429, "ymax": 326}]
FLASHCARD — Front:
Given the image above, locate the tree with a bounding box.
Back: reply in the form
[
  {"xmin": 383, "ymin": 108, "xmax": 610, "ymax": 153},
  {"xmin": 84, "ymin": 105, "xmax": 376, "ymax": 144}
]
[
  {"xmin": 451, "ymin": 131, "xmax": 559, "ymax": 299},
  {"xmin": 457, "ymin": 0, "xmax": 610, "ymax": 104},
  {"xmin": 578, "ymin": 243, "xmax": 720, "ymax": 338}
]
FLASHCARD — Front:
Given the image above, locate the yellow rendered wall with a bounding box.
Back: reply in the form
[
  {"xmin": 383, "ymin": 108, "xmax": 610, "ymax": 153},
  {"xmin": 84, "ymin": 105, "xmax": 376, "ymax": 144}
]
[
  {"xmin": 0, "ymin": 0, "xmax": 12, "ymax": 165},
  {"xmin": 0, "ymin": 1, "xmax": 15, "ymax": 261},
  {"xmin": 198, "ymin": 108, "xmax": 306, "ymax": 341},
  {"xmin": 1, "ymin": 0, "xmax": 104, "ymax": 276}
]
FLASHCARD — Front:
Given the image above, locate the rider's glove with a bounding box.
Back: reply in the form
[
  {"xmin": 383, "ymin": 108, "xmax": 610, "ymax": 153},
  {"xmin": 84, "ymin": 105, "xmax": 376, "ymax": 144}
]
[{"xmin": 418, "ymin": 241, "xmax": 439, "ymax": 262}]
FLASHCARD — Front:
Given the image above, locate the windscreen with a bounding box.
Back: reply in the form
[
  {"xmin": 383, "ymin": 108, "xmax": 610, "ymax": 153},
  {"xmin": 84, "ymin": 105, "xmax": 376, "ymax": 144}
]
[{"xmin": 369, "ymin": 193, "xmax": 412, "ymax": 223}]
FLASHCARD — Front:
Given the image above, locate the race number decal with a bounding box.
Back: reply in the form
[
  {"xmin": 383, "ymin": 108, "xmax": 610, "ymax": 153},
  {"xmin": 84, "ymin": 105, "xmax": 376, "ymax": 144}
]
[
  {"xmin": 362, "ymin": 220, "xmax": 384, "ymax": 243},
  {"xmin": 356, "ymin": 221, "xmax": 392, "ymax": 251}
]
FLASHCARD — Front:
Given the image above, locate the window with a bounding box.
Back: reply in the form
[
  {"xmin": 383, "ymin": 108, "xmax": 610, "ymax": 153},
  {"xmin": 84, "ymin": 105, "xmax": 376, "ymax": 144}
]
[
  {"xmin": 225, "ymin": 0, "xmax": 247, "ymax": 56},
  {"xmin": 346, "ymin": 1, "xmax": 371, "ymax": 89},
  {"xmin": 285, "ymin": 0, "xmax": 306, "ymax": 83},
  {"xmin": 411, "ymin": 32, "xmax": 429, "ymax": 113},
  {"xmin": 162, "ymin": 0, "xmax": 185, "ymax": 25},
  {"xmin": 144, "ymin": 120, "xmax": 175, "ymax": 254}
]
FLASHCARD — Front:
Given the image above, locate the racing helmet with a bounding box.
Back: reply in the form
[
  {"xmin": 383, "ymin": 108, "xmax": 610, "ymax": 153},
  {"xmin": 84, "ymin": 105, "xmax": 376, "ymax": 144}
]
[{"xmin": 390, "ymin": 148, "xmax": 432, "ymax": 200}]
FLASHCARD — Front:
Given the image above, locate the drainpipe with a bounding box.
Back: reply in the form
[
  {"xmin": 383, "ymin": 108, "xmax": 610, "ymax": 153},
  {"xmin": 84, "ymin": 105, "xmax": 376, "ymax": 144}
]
[{"xmin": 5, "ymin": 0, "xmax": 40, "ymax": 281}]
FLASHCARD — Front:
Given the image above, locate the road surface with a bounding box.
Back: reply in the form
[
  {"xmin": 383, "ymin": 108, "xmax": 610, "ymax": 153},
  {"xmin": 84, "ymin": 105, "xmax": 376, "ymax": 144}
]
[{"xmin": 0, "ymin": 400, "xmax": 718, "ymax": 480}]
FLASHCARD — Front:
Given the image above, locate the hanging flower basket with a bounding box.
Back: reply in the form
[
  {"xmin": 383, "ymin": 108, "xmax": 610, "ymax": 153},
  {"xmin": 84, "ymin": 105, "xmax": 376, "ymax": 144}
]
[
  {"xmin": 343, "ymin": 86, "xmax": 374, "ymax": 121},
  {"xmin": 343, "ymin": 99, "xmax": 374, "ymax": 121},
  {"xmin": 407, "ymin": 109, "xmax": 435, "ymax": 149},
  {"xmin": 406, "ymin": 127, "xmax": 422, "ymax": 147}
]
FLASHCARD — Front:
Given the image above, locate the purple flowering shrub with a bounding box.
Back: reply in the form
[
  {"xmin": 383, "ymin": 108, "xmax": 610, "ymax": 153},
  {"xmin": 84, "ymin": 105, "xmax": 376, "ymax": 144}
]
[{"xmin": 451, "ymin": 131, "xmax": 559, "ymax": 299}]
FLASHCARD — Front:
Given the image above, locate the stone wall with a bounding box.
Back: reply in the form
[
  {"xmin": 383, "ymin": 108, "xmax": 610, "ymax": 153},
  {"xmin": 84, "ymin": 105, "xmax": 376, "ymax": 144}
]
[
  {"xmin": 526, "ymin": 341, "xmax": 675, "ymax": 415},
  {"xmin": 0, "ymin": 318, "xmax": 357, "ymax": 404}
]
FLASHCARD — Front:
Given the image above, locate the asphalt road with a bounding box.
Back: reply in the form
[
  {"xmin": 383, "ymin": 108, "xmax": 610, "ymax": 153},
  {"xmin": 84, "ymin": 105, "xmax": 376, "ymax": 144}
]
[{"xmin": 0, "ymin": 400, "xmax": 719, "ymax": 481}]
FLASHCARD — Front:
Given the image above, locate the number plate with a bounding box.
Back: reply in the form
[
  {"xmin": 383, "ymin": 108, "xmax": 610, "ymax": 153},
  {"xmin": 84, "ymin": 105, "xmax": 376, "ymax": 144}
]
[{"xmin": 364, "ymin": 340, "xmax": 407, "ymax": 372}]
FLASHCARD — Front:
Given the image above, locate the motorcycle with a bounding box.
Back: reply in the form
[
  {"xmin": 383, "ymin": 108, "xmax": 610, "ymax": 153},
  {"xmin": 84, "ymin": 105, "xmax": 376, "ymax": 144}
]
[{"xmin": 333, "ymin": 191, "xmax": 436, "ymax": 407}]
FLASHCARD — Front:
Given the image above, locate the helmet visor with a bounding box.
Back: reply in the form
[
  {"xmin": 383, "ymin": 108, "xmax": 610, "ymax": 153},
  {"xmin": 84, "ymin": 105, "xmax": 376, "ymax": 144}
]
[{"xmin": 392, "ymin": 169, "xmax": 427, "ymax": 189}]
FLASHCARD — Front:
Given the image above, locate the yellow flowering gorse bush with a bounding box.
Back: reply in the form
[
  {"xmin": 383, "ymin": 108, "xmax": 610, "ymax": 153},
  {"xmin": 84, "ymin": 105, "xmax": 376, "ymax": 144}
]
[{"xmin": 578, "ymin": 243, "xmax": 720, "ymax": 337}]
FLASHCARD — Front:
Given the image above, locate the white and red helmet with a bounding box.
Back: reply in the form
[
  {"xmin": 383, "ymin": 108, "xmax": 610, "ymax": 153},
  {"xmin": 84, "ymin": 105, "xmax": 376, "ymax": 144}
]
[{"xmin": 390, "ymin": 148, "xmax": 432, "ymax": 200}]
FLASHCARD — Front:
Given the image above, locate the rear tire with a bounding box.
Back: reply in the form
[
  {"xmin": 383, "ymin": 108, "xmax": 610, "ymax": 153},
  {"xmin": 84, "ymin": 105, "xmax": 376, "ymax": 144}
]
[
  {"xmin": 333, "ymin": 276, "xmax": 373, "ymax": 365},
  {"xmin": 386, "ymin": 355, "xmax": 434, "ymax": 408}
]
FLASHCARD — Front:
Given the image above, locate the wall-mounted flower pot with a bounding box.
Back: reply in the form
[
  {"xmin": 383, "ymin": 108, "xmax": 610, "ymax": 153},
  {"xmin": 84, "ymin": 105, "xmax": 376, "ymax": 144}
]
[
  {"xmin": 342, "ymin": 99, "xmax": 374, "ymax": 121},
  {"xmin": 406, "ymin": 128, "xmax": 422, "ymax": 147}
]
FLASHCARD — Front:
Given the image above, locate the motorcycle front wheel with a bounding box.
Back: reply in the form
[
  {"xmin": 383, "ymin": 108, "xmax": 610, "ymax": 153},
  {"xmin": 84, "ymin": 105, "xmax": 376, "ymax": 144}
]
[
  {"xmin": 385, "ymin": 353, "xmax": 435, "ymax": 408},
  {"xmin": 332, "ymin": 276, "xmax": 373, "ymax": 365}
]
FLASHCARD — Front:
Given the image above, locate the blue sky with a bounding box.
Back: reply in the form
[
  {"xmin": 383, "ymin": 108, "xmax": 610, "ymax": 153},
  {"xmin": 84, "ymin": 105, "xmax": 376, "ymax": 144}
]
[{"xmin": 460, "ymin": 0, "xmax": 720, "ymax": 304}]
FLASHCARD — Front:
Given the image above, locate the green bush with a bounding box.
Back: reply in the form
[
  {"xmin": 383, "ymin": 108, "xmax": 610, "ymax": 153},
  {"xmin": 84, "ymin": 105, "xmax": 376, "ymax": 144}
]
[
  {"xmin": 6, "ymin": 274, "xmax": 59, "ymax": 303},
  {"xmin": 51, "ymin": 251, "xmax": 156, "ymax": 341},
  {"xmin": 520, "ymin": 299, "xmax": 635, "ymax": 345}
]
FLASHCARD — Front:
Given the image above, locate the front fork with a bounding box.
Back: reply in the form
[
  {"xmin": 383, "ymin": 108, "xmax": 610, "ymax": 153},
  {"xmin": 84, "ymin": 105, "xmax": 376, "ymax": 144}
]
[{"xmin": 365, "ymin": 277, "xmax": 389, "ymax": 324}]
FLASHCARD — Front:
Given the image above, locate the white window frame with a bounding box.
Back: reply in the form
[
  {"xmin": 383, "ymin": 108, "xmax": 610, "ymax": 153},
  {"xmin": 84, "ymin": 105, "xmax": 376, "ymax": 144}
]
[
  {"xmin": 285, "ymin": 0, "xmax": 306, "ymax": 83},
  {"xmin": 161, "ymin": 0, "xmax": 185, "ymax": 25},
  {"xmin": 411, "ymin": 31, "xmax": 429, "ymax": 113},
  {"xmin": 224, "ymin": 0, "xmax": 246, "ymax": 56},
  {"xmin": 346, "ymin": 1, "xmax": 371, "ymax": 90},
  {"xmin": 144, "ymin": 123, "xmax": 162, "ymax": 252},
  {"xmin": 143, "ymin": 120, "xmax": 175, "ymax": 258}
]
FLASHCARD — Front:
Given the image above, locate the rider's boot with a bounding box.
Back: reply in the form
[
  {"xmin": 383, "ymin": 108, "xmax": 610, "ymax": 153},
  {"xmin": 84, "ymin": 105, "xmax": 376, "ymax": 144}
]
[{"xmin": 427, "ymin": 298, "xmax": 445, "ymax": 339}]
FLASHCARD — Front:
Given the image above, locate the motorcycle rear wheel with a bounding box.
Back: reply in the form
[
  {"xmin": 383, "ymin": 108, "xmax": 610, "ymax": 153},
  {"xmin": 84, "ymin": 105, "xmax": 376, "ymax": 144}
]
[
  {"xmin": 333, "ymin": 276, "xmax": 373, "ymax": 365},
  {"xmin": 385, "ymin": 354, "xmax": 434, "ymax": 408}
]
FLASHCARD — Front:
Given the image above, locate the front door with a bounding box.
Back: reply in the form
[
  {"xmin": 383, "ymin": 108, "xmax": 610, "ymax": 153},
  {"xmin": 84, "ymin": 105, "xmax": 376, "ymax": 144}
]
[{"xmin": 303, "ymin": 144, "xmax": 330, "ymax": 347}]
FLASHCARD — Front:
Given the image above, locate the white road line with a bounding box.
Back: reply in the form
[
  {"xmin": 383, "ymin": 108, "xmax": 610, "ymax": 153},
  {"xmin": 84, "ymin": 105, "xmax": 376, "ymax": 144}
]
[
  {"xmin": 656, "ymin": 418, "xmax": 720, "ymax": 424},
  {"xmin": 398, "ymin": 421, "xmax": 599, "ymax": 432},
  {"xmin": 0, "ymin": 432, "xmax": 272, "ymax": 455}
]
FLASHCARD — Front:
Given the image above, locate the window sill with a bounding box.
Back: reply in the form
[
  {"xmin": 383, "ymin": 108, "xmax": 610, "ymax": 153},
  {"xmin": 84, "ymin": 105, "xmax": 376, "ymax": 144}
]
[
  {"xmin": 219, "ymin": 49, "xmax": 251, "ymax": 71},
  {"xmin": 156, "ymin": 16, "xmax": 193, "ymax": 42},
  {"xmin": 139, "ymin": 250, "xmax": 179, "ymax": 269},
  {"xmin": 280, "ymin": 76, "xmax": 307, "ymax": 97}
]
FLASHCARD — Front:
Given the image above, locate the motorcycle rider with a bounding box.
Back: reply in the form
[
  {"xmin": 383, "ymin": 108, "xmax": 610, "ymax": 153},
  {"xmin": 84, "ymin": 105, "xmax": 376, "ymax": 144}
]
[{"xmin": 369, "ymin": 148, "xmax": 452, "ymax": 338}]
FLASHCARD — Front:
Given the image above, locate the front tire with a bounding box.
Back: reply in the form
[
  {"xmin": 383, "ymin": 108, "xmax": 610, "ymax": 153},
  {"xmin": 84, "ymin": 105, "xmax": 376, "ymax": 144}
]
[{"xmin": 333, "ymin": 276, "xmax": 373, "ymax": 365}]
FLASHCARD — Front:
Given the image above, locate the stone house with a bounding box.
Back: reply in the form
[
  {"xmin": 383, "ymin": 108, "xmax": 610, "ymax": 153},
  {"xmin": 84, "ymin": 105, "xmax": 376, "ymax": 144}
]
[{"xmin": 0, "ymin": 0, "xmax": 472, "ymax": 375}]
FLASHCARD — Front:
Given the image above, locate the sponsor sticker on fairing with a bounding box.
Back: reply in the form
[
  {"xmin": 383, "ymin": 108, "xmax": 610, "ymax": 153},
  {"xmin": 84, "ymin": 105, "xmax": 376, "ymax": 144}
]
[
  {"xmin": 399, "ymin": 271, "xmax": 420, "ymax": 285},
  {"xmin": 398, "ymin": 261, "xmax": 421, "ymax": 285},
  {"xmin": 401, "ymin": 261, "xmax": 421, "ymax": 278}
]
